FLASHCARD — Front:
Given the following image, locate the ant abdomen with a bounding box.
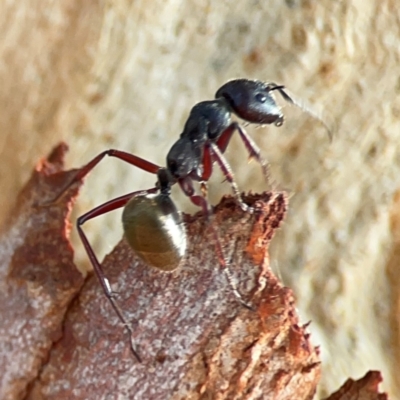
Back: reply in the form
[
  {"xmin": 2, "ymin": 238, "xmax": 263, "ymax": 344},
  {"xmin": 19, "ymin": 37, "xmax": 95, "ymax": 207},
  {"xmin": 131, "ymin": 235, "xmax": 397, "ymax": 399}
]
[
  {"xmin": 216, "ymin": 79, "xmax": 285, "ymax": 126},
  {"xmin": 122, "ymin": 194, "xmax": 187, "ymax": 271}
]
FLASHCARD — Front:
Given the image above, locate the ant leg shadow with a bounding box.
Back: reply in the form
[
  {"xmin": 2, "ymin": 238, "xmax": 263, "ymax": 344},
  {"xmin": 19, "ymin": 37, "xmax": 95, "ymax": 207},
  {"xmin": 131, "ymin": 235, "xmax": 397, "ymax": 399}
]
[
  {"xmin": 209, "ymin": 216, "xmax": 255, "ymax": 311},
  {"xmin": 227, "ymin": 235, "xmax": 256, "ymax": 311}
]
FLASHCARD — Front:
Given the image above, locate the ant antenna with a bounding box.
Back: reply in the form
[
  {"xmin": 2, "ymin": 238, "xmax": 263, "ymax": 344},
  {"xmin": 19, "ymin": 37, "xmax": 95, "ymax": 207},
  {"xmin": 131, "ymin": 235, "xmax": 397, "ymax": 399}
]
[{"xmin": 269, "ymin": 84, "xmax": 335, "ymax": 141}]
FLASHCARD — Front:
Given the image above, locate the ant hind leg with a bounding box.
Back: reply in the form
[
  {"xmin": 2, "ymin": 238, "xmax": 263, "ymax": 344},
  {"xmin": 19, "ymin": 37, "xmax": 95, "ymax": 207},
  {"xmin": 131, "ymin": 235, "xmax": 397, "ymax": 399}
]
[{"xmin": 77, "ymin": 188, "xmax": 157, "ymax": 362}]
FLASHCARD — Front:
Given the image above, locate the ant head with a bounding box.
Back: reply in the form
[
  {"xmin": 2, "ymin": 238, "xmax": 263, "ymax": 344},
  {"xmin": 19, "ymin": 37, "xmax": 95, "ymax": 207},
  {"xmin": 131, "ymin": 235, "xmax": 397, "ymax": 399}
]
[
  {"xmin": 216, "ymin": 79, "xmax": 284, "ymax": 126},
  {"xmin": 166, "ymin": 137, "xmax": 201, "ymax": 179}
]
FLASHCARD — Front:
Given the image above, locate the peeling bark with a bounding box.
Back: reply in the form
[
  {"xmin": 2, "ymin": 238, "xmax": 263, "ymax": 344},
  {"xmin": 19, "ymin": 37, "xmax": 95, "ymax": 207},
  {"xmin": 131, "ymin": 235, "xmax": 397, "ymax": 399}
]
[
  {"xmin": 0, "ymin": 143, "xmax": 84, "ymax": 400},
  {"xmin": 324, "ymin": 371, "xmax": 387, "ymax": 400},
  {"xmin": 1, "ymin": 144, "xmax": 389, "ymax": 399},
  {"xmin": 28, "ymin": 186, "xmax": 323, "ymax": 400}
]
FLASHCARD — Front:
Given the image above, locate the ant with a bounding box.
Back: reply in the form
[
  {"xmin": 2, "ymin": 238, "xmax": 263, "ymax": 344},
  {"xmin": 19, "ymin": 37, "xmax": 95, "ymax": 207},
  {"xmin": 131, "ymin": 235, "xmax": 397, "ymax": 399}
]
[{"xmin": 51, "ymin": 78, "xmax": 330, "ymax": 361}]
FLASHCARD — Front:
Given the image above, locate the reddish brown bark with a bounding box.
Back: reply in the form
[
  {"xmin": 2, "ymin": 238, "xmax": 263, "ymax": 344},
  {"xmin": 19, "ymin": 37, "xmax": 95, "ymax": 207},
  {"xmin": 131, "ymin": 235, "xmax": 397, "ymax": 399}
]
[
  {"xmin": 26, "ymin": 173, "xmax": 321, "ymax": 399},
  {"xmin": 0, "ymin": 144, "xmax": 388, "ymax": 400},
  {"xmin": 0, "ymin": 143, "xmax": 84, "ymax": 400},
  {"xmin": 324, "ymin": 371, "xmax": 387, "ymax": 400}
]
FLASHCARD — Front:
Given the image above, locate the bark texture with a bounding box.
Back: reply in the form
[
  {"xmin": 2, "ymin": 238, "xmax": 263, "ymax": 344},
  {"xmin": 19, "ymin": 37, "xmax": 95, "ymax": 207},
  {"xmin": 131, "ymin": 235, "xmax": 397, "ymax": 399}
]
[
  {"xmin": 324, "ymin": 371, "xmax": 387, "ymax": 400},
  {"xmin": 1, "ymin": 146, "xmax": 324, "ymax": 399},
  {"xmin": 0, "ymin": 1, "xmax": 398, "ymax": 398},
  {"xmin": 0, "ymin": 144, "xmax": 84, "ymax": 399},
  {"xmin": 28, "ymin": 191, "xmax": 322, "ymax": 400}
]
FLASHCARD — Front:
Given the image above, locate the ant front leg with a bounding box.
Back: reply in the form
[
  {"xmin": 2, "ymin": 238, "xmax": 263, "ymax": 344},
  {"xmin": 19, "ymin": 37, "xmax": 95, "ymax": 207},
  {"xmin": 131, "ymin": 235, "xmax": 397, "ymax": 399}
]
[
  {"xmin": 206, "ymin": 142, "xmax": 255, "ymax": 214},
  {"xmin": 47, "ymin": 149, "xmax": 161, "ymax": 204},
  {"xmin": 216, "ymin": 122, "xmax": 275, "ymax": 189},
  {"xmin": 77, "ymin": 187, "xmax": 157, "ymax": 362}
]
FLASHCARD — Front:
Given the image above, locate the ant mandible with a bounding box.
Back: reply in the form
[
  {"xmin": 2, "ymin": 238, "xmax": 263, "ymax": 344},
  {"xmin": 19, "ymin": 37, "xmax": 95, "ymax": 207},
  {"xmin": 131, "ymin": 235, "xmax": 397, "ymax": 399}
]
[{"xmin": 53, "ymin": 78, "xmax": 330, "ymax": 361}]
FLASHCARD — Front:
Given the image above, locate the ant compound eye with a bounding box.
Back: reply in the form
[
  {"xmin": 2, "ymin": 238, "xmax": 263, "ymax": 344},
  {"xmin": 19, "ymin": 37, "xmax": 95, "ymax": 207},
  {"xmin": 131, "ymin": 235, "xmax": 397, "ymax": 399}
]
[{"xmin": 255, "ymin": 93, "xmax": 267, "ymax": 103}]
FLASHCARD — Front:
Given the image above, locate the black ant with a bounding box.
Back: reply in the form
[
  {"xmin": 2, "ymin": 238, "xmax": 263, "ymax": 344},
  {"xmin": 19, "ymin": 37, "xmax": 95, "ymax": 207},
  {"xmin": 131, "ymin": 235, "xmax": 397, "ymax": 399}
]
[{"xmin": 51, "ymin": 78, "xmax": 330, "ymax": 361}]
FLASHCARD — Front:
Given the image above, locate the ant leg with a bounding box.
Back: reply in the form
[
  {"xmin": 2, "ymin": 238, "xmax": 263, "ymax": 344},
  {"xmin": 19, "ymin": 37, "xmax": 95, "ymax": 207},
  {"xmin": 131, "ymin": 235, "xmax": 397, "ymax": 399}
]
[
  {"xmin": 199, "ymin": 143, "xmax": 253, "ymax": 213},
  {"xmin": 197, "ymin": 146, "xmax": 211, "ymax": 200},
  {"xmin": 48, "ymin": 149, "xmax": 160, "ymax": 204},
  {"xmin": 217, "ymin": 122, "xmax": 276, "ymax": 189},
  {"xmin": 77, "ymin": 187, "xmax": 158, "ymax": 362},
  {"xmin": 208, "ymin": 142, "xmax": 254, "ymax": 214},
  {"xmin": 179, "ymin": 180, "xmax": 253, "ymax": 309},
  {"xmin": 214, "ymin": 124, "xmax": 236, "ymax": 154},
  {"xmin": 200, "ymin": 181, "xmax": 208, "ymax": 199},
  {"xmin": 210, "ymin": 223, "xmax": 254, "ymax": 310},
  {"xmin": 178, "ymin": 177, "xmax": 212, "ymax": 219}
]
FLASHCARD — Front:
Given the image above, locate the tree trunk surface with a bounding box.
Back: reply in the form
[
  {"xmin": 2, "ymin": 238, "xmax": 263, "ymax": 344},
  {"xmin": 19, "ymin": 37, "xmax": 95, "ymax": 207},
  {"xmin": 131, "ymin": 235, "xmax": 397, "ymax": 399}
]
[{"xmin": 0, "ymin": 1, "xmax": 398, "ymax": 398}]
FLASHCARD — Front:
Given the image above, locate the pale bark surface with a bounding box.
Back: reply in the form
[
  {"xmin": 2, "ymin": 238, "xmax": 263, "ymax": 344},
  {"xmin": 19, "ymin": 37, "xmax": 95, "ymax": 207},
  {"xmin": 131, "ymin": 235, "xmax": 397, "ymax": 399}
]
[{"xmin": 0, "ymin": 1, "xmax": 398, "ymax": 398}]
